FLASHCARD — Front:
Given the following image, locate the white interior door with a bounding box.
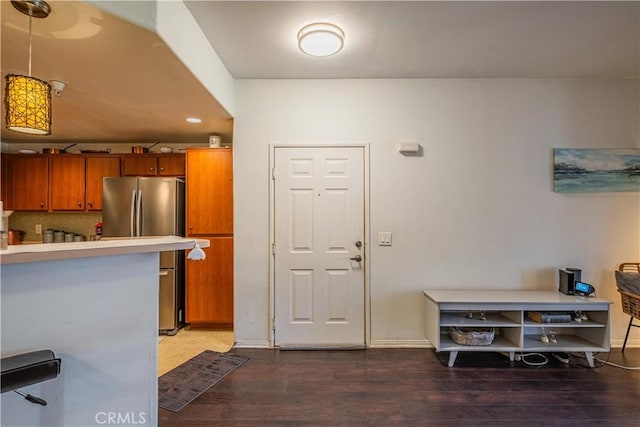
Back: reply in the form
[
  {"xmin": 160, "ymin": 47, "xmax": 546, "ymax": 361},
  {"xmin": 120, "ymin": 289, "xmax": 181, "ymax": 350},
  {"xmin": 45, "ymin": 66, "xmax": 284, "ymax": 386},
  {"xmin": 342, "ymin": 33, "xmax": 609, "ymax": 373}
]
[{"xmin": 273, "ymin": 146, "xmax": 365, "ymax": 348}]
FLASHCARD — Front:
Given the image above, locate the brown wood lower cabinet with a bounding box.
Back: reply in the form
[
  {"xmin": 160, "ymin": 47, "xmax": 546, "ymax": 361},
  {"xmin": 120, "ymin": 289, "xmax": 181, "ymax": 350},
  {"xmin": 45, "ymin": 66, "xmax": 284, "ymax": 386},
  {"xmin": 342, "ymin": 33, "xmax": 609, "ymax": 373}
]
[{"xmin": 185, "ymin": 236, "xmax": 233, "ymax": 325}]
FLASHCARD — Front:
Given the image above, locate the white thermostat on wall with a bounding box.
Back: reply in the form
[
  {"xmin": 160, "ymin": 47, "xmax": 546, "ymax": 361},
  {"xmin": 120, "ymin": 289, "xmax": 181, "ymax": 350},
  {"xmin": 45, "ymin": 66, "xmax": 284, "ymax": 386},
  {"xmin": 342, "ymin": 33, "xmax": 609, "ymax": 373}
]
[{"xmin": 398, "ymin": 141, "xmax": 421, "ymax": 154}]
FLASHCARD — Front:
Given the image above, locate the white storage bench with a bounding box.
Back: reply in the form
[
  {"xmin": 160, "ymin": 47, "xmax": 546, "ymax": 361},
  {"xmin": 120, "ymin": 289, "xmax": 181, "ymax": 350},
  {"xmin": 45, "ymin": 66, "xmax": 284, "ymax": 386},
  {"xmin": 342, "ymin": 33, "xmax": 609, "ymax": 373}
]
[{"xmin": 423, "ymin": 290, "xmax": 611, "ymax": 367}]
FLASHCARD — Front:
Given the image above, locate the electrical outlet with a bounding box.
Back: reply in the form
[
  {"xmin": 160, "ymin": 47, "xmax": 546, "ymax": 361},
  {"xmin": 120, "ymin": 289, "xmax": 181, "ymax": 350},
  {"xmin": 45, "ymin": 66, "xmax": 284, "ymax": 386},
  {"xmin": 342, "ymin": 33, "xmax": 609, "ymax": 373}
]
[{"xmin": 35, "ymin": 223, "xmax": 42, "ymax": 234}]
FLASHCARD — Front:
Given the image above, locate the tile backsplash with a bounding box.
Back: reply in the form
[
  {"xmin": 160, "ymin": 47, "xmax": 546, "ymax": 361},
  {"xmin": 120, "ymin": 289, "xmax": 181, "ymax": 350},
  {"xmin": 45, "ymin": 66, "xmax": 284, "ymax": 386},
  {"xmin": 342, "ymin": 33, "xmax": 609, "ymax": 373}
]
[{"xmin": 9, "ymin": 212, "xmax": 102, "ymax": 243}]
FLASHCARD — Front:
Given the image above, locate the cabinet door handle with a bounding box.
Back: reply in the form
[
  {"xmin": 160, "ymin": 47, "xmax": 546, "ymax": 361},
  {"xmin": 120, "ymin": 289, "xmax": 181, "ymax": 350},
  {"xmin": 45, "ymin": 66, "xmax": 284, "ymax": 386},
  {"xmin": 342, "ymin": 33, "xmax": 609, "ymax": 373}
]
[
  {"xmin": 88, "ymin": 202, "xmax": 93, "ymax": 208},
  {"xmin": 149, "ymin": 167, "xmax": 154, "ymax": 171},
  {"xmin": 77, "ymin": 202, "xmax": 82, "ymax": 208},
  {"xmin": 40, "ymin": 202, "xmax": 44, "ymax": 208},
  {"xmin": 160, "ymin": 167, "xmax": 165, "ymax": 171}
]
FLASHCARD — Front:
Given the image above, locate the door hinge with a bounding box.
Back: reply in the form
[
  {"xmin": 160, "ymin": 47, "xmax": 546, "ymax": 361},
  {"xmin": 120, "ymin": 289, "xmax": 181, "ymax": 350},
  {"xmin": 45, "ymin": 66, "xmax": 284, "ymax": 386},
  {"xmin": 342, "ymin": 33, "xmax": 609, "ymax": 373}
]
[
  {"xmin": 272, "ymin": 317, "xmax": 276, "ymax": 333},
  {"xmin": 272, "ymin": 242, "xmax": 276, "ymax": 256},
  {"xmin": 271, "ymin": 167, "xmax": 275, "ymax": 180}
]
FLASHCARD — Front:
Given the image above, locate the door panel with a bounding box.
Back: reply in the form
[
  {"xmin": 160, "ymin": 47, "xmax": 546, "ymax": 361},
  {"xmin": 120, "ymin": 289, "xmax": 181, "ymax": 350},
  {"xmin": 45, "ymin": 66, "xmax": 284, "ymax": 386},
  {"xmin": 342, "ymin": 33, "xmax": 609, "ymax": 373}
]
[
  {"xmin": 122, "ymin": 156, "xmax": 157, "ymax": 176},
  {"xmin": 50, "ymin": 156, "xmax": 85, "ymax": 211},
  {"xmin": 10, "ymin": 156, "xmax": 48, "ymax": 211},
  {"xmin": 274, "ymin": 146, "xmax": 365, "ymax": 347},
  {"xmin": 86, "ymin": 156, "xmax": 120, "ymax": 211},
  {"xmin": 185, "ymin": 236, "xmax": 234, "ymax": 324},
  {"xmin": 291, "ymin": 270, "xmax": 313, "ymax": 322},
  {"xmin": 326, "ymin": 269, "xmax": 349, "ymax": 322},
  {"xmin": 102, "ymin": 177, "xmax": 138, "ymax": 237},
  {"xmin": 186, "ymin": 149, "xmax": 233, "ymax": 235},
  {"xmin": 139, "ymin": 177, "xmax": 181, "ymax": 237}
]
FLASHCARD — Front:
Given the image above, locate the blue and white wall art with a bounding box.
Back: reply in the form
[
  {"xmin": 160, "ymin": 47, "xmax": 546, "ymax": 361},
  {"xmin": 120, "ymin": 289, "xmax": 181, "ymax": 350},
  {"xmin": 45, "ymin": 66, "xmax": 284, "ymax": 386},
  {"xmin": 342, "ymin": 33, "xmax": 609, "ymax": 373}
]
[{"xmin": 553, "ymin": 148, "xmax": 640, "ymax": 193}]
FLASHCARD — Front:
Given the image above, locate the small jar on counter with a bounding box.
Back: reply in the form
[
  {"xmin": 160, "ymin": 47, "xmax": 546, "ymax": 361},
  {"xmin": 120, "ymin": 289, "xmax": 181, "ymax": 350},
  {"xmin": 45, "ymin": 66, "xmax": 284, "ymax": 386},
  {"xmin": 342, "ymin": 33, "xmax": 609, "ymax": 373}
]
[{"xmin": 43, "ymin": 229, "xmax": 54, "ymax": 244}]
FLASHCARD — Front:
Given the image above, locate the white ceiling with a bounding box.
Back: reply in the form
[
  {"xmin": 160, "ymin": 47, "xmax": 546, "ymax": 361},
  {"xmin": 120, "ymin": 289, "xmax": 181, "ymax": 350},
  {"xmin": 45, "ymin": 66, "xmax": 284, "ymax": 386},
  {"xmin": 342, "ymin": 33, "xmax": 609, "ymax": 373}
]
[
  {"xmin": 186, "ymin": 1, "xmax": 639, "ymax": 79},
  {"xmin": 1, "ymin": 1, "xmax": 638, "ymax": 146}
]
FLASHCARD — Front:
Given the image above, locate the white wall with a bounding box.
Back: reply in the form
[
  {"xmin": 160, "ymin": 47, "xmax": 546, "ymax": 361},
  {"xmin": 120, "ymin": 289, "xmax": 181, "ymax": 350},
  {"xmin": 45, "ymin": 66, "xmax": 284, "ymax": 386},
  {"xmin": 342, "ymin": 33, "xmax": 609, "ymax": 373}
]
[
  {"xmin": 233, "ymin": 78, "xmax": 639, "ymax": 348},
  {"xmin": 155, "ymin": 1, "xmax": 235, "ymax": 116},
  {"xmin": 1, "ymin": 253, "xmax": 159, "ymax": 426}
]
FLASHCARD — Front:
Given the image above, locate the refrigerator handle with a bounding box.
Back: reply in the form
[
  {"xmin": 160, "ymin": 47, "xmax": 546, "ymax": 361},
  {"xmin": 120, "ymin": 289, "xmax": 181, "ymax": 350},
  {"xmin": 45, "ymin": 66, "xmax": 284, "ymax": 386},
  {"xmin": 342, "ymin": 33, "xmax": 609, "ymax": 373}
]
[
  {"xmin": 130, "ymin": 190, "xmax": 136, "ymax": 237},
  {"xmin": 136, "ymin": 190, "xmax": 143, "ymax": 237},
  {"xmin": 159, "ymin": 271, "xmax": 169, "ymax": 276}
]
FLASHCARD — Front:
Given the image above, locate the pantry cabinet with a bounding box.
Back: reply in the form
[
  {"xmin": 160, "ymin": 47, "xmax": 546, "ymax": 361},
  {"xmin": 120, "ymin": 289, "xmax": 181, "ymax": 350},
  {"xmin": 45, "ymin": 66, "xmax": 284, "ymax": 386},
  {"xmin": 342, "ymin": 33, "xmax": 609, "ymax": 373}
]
[
  {"xmin": 50, "ymin": 156, "xmax": 86, "ymax": 211},
  {"xmin": 185, "ymin": 148, "xmax": 234, "ymax": 326},
  {"xmin": 86, "ymin": 156, "xmax": 121, "ymax": 211},
  {"xmin": 7, "ymin": 155, "xmax": 49, "ymax": 211}
]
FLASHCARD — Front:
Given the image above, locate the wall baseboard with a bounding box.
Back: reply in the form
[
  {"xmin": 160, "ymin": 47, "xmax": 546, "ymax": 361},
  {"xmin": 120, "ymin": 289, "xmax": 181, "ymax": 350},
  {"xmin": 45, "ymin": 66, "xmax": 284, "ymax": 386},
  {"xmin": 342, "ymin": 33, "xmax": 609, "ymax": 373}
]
[
  {"xmin": 610, "ymin": 338, "xmax": 639, "ymax": 349},
  {"xmin": 233, "ymin": 339, "xmax": 640, "ymax": 350},
  {"xmin": 369, "ymin": 339, "xmax": 433, "ymax": 348},
  {"xmin": 234, "ymin": 340, "xmax": 271, "ymax": 348}
]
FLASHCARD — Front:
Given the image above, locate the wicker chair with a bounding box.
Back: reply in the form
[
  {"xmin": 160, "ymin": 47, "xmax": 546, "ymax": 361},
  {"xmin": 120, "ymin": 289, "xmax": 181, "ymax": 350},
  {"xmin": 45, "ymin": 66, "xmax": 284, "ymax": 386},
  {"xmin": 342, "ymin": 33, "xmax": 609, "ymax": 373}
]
[{"xmin": 616, "ymin": 263, "xmax": 640, "ymax": 352}]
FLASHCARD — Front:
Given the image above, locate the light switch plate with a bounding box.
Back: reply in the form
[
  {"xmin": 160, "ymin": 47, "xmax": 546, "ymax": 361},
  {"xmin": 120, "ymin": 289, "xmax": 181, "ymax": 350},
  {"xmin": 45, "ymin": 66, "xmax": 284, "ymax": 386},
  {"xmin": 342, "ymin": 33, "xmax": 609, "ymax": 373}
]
[{"xmin": 378, "ymin": 232, "xmax": 392, "ymax": 246}]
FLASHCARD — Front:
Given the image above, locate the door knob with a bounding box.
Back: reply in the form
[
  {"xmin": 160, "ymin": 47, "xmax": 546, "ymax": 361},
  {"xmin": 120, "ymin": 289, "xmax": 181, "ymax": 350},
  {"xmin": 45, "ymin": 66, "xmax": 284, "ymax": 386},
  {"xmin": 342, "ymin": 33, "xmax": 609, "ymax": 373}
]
[{"xmin": 349, "ymin": 255, "xmax": 363, "ymax": 262}]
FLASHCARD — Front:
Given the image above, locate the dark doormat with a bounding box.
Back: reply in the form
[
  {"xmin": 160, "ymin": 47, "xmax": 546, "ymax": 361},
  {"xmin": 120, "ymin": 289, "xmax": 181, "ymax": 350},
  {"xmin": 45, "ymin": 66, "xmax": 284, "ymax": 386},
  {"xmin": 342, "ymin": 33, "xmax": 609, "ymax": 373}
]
[{"xmin": 158, "ymin": 350, "xmax": 249, "ymax": 412}]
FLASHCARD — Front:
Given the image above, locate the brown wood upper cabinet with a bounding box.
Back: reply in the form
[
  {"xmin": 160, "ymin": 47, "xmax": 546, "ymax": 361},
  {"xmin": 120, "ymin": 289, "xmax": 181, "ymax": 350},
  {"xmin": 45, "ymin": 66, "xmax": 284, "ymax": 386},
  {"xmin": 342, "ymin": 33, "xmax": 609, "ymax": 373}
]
[
  {"xmin": 50, "ymin": 156, "xmax": 86, "ymax": 211},
  {"xmin": 6, "ymin": 155, "xmax": 49, "ymax": 211},
  {"xmin": 86, "ymin": 156, "xmax": 121, "ymax": 211},
  {"xmin": 121, "ymin": 154, "xmax": 185, "ymax": 177},
  {"xmin": 186, "ymin": 148, "xmax": 233, "ymax": 235}
]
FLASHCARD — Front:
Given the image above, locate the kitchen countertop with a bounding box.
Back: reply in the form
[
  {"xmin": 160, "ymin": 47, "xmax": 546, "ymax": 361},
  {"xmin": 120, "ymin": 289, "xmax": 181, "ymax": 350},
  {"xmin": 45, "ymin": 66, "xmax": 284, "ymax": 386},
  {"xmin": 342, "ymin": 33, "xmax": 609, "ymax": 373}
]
[{"xmin": 0, "ymin": 235, "xmax": 208, "ymax": 265}]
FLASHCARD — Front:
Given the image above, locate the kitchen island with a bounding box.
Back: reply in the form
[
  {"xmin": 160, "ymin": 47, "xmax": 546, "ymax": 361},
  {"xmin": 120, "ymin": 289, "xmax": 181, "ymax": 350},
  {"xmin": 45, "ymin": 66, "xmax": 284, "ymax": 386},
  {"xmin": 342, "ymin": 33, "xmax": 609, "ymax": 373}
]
[{"xmin": 0, "ymin": 236, "xmax": 208, "ymax": 427}]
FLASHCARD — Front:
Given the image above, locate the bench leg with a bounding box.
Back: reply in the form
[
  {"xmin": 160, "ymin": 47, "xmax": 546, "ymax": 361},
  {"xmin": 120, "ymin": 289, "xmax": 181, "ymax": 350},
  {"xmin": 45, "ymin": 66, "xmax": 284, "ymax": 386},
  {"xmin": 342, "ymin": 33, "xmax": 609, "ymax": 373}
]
[
  {"xmin": 448, "ymin": 351, "xmax": 458, "ymax": 367},
  {"xmin": 584, "ymin": 351, "xmax": 594, "ymax": 368}
]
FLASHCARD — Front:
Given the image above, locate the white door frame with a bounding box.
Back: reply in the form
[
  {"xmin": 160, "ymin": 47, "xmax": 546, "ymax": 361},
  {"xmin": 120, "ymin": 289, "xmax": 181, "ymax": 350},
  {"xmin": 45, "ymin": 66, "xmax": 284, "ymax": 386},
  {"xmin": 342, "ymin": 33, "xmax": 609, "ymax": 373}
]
[{"xmin": 268, "ymin": 143, "xmax": 370, "ymax": 348}]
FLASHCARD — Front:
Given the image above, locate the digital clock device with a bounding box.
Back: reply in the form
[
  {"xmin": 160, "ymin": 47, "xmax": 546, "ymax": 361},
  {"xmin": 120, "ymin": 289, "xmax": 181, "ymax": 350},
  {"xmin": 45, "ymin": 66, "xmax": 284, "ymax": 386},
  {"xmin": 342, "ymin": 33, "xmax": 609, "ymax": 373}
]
[{"xmin": 574, "ymin": 281, "xmax": 595, "ymax": 296}]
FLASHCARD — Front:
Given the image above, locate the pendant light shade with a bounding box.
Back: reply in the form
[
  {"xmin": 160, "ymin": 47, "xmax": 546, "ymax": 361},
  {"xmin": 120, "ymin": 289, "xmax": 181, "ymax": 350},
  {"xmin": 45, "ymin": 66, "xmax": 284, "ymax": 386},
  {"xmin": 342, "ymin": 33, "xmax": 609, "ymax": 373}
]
[
  {"xmin": 4, "ymin": 0, "xmax": 52, "ymax": 135},
  {"xmin": 5, "ymin": 74, "xmax": 51, "ymax": 135}
]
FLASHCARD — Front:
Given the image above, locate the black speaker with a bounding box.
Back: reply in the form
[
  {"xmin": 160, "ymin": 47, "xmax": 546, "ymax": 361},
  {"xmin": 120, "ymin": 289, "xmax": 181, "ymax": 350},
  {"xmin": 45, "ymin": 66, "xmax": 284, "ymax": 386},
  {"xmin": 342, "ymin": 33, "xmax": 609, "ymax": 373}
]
[
  {"xmin": 559, "ymin": 268, "xmax": 582, "ymax": 295},
  {"xmin": 1, "ymin": 350, "xmax": 61, "ymax": 393}
]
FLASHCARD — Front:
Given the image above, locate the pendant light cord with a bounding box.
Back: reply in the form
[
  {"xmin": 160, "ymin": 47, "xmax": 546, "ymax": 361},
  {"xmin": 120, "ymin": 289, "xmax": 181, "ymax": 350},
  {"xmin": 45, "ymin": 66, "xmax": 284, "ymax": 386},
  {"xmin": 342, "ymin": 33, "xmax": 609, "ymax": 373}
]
[{"xmin": 28, "ymin": 12, "xmax": 33, "ymax": 76}]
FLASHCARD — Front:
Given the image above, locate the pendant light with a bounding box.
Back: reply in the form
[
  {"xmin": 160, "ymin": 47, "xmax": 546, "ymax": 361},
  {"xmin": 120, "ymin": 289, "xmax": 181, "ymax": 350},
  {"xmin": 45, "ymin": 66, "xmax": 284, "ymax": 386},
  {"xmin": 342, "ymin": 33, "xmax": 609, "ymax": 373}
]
[{"xmin": 4, "ymin": 0, "xmax": 52, "ymax": 135}]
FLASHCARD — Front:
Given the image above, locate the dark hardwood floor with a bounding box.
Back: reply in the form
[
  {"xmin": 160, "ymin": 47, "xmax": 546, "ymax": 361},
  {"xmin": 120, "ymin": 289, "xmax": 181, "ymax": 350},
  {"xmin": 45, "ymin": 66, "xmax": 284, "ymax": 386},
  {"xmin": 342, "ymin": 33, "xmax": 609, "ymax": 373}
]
[{"xmin": 159, "ymin": 348, "xmax": 640, "ymax": 426}]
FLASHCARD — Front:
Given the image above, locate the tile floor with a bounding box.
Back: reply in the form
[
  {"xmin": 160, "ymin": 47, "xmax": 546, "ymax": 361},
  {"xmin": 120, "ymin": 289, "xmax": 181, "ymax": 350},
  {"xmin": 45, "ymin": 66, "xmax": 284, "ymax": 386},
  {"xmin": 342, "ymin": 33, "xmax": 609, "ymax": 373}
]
[{"xmin": 157, "ymin": 328, "xmax": 234, "ymax": 376}]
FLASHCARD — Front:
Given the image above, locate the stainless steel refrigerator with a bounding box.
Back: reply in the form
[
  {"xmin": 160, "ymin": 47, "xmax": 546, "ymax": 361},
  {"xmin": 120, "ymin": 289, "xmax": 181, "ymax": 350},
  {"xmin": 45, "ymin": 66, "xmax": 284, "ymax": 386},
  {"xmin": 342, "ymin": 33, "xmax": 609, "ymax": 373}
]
[{"xmin": 102, "ymin": 177, "xmax": 185, "ymax": 335}]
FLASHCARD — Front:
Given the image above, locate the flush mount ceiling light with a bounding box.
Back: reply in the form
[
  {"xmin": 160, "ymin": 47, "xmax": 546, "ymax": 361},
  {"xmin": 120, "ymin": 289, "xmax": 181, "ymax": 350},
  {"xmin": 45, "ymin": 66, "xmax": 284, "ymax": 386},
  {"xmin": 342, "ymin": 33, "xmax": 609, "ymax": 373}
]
[
  {"xmin": 297, "ymin": 22, "xmax": 344, "ymax": 57},
  {"xmin": 186, "ymin": 117, "xmax": 202, "ymax": 124},
  {"xmin": 4, "ymin": 0, "xmax": 52, "ymax": 135}
]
